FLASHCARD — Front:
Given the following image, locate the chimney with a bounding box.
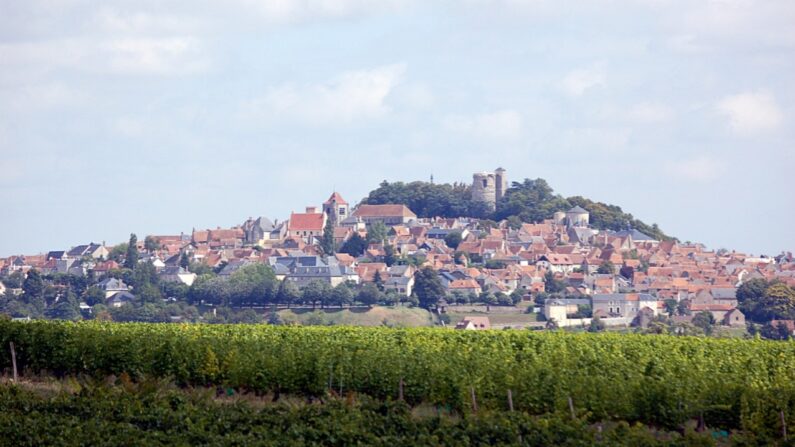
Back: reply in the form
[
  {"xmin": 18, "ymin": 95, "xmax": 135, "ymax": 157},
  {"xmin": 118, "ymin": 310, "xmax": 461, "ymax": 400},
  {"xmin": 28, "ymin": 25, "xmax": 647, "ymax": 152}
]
[{"xmin": 306, "ymin": 206, "xmax": 318, "ymax": 214}]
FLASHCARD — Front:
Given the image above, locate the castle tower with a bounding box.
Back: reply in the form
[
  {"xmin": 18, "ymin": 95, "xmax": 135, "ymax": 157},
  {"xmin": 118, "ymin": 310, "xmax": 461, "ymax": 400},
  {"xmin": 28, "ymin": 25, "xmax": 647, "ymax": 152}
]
[
  {"xmin": 472, "ymin": 172, "xmax": 497, "ymax": 210},
  {"xmin": 495, "ymin": 167, "xmax": 507, "ymax": 202},
  {"xmin": 471, "ymin": 168, "xmax": 507, "ymax": 210}
]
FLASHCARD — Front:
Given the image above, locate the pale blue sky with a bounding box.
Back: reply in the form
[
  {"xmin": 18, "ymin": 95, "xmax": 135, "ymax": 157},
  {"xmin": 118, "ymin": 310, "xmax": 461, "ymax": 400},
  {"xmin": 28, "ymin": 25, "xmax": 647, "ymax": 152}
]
[{"xmin": 1, "ymin": 0, "xmax": 793, "ymax": 256}]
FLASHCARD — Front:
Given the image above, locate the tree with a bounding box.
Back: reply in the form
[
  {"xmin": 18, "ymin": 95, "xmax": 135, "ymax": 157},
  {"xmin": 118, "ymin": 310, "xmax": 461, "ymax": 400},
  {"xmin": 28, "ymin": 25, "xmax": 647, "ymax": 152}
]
[
  {"xmin": 22, "ymin": 269, "xmax": 44, "ymax": 301},
  {"xmin": 597, "ymin": 261, "xmax": 615, "ymax": 275},
  {"xmin": 510, "ymin": 290, "xmax": 524, "ymax": 305},
  {"xmin": 339, "ymin": 233, "xmax": 367, "ymax": 257},
  {"xmin": 619, "ymin": 265, "xmax": 635, "ymax": 280},
  {"xmin": 302, "ymin": 280, "xmax": 330, "ymax": 310},
  {"xmin": 144, "ymin": 236, "xmax": 160, "ymax": 252},
  {"xmin": 760, "ymin": 283, "xmax": 795, "ymax": 321},
  {"xmin": 330, "ymin": 283, "xmax": 354, "ymax": 308},
  {"xmin": 588, "ymin": 316, "xmax": 606, "ymax": 332},
  {"xmin": 45, "ymin": 294, "xmax": 82, "ymax": 321},
  {"xmin": 543, "ymin": 270, "xmax": 566, "ymax": 294},
  {"xmin": 83, "ymin": 286, "xmax": 106, "ymax": 306},
  {"xmin": 413, "ymin": 267, "xmax": 446, "ymax": 309},
  {"xmin": 663, "ymin": 298, "xmax": 677, "ymax": 317},
  {"xmin": 357, "ymin": 283, "xmax": 381, "ymax": 308},
  {"xmin": 737, "ymin": 278, "xmax": 769, "ymax": 321},
  {"xmin": 761, "ymin": 321, "xmax": 791, "ymax": 340},
  {"xmin": 179, "ymin": 252, "xmax": 190, "ymax": 269},
  {"xmin": 124, "ymin": 234, "xmax": 139, "ymax": 269},
  {"xmin": 444, "ymin": 231, "xmax": 463, "ymax": 249},
  {"xmin": 373, "ymin": 270, "xmax": 384, "ymax": 291},
  {"xmin": 367, "ymin": 222, "xmax": 388, "ymax": 245},
  {"xmin": 320, "ymin": 218, "xmax": 335, "ymax": 255},
  {"xmin": 692, "ymin": 311, "xmax": 716, "ymax": 335},
  {"xmin": 383, "ymin": 245, "xmax": 397, "ymax": 267},
  {"xmin": 108, "ymin": 243, "xmax": 128, "ymax": 263},
  {"xmin": 276, "ymin": 279, "xmax": 300, "ymax": 308}
]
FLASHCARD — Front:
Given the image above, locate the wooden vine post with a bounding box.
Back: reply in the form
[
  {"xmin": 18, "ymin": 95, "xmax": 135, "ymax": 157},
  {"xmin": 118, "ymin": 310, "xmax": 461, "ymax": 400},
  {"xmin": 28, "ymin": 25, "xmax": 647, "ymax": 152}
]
[{"xmin": 10, "ymin": 342, "xmax": 18, "ymax": 382}]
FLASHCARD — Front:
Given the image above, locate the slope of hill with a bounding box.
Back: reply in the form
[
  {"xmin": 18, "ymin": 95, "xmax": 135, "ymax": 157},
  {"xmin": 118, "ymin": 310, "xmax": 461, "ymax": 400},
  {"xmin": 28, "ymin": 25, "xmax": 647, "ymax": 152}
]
[{"xmin": 361, "ymin": 177, "xmax": 670, "ymax": 240}]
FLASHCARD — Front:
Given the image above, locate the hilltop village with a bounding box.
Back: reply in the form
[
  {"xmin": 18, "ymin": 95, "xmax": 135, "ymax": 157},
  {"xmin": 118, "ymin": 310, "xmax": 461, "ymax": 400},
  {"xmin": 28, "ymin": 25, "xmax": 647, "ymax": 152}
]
[{"xmin": 1, "ymin": 169, "xmax": 794, "ymax": 337}]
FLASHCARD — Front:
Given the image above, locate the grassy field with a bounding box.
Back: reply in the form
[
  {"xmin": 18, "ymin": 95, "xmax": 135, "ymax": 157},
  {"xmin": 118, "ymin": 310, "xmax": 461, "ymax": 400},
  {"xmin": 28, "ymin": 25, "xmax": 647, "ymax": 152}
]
[
  {"xmin": 445, "ymin": 310, "xmax": 540, "ymax": 328},
  {"xmin": 277, "ymin": 306, "xmax": 435, "ymax": 327}
]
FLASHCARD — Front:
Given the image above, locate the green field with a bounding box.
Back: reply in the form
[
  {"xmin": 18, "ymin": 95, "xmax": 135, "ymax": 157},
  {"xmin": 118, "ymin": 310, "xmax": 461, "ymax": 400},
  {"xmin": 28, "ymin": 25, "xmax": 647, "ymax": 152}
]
[
  {"xmin": 278, "ymin": 306, "xmax": 434, "ymax": 327},
  {"xmin": 1, "ymin": 321, "xmax": 793, "ymax": 444}
]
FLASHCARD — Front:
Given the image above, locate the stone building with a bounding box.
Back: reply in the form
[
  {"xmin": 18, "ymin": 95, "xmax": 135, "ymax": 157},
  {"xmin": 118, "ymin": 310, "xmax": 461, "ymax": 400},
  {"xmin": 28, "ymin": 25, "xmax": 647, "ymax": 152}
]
[{"xmin": 471, "ymin": 167, "xmax": 507, "ymax": 210}]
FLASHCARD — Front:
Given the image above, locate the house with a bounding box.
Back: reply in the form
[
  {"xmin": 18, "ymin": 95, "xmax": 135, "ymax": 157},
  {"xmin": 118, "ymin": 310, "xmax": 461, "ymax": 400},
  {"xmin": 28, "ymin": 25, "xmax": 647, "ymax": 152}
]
[
  {"xmin": 351, "ymin": 204, "xmax": 417, "ymax": 226},
  {"xmin": 448, "ymin": 279, "xmax": 482, "ymax": 295},
  {"xmin": 107, "ymin": 291, "xmax": 135, "ymax": 308},
  {"xmin": 66, "ymin": 243, "xmax": 109, "ymax": 260},
  {"xmin": 723, "ymin": 308, "xmax": 746, "ymax": 327},
  {"xmin": 97, "ymin": 278, "xmax": 130, "ymax": 298},
  {"xmin": 159, "ymin": 266, "xmax": 197, "ymax": 286},
  {"xmin": 592, "ymin": 293, "xmax": 658, "ymax": 319},
  {"xmin": 455, "ymin": 316, "xmax": 491, "ymax": 330},
  {"xmin": 242, "ymin": 217, "xmax": 277, "ymax": 244},
  {"xmin": 383, "ymin": 276, "xmax": 414, "ymax": 296},
  {"xmin": 536, "ymin": 254, "xmax": 576, "ymax": 274},
  {"xmin": 770, "ymin": 320, "xmax": 795, "ymax": 336},
  {"xmin": 287, "ymin": 207, "xmax": 327, "ymax": 241}
]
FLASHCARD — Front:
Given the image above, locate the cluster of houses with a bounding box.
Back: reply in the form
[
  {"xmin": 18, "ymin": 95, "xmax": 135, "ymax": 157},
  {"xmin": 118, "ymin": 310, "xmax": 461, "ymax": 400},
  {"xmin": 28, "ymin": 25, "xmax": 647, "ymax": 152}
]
[{"xmin": 2, "ymin": 190, "xmax": 794, "ymax": 330}]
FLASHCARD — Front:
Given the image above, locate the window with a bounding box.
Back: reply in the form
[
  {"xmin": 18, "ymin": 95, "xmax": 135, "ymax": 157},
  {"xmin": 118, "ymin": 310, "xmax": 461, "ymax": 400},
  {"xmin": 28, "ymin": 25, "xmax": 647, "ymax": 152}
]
[
  {"xmin": 339, "ymin": 207, "xmax": 346, "ymax": 215},
  {"xmin": 482, "ymin": 179, "xmax": 488, "ymax": 188}
]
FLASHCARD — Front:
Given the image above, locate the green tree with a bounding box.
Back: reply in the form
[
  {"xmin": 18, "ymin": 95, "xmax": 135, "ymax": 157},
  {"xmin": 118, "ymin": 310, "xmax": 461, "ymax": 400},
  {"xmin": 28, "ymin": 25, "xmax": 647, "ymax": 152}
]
[
  {"xmin": 692, "ymin": 311, "xmax": 716, "ymax": 335},
  {"xmin": 276, "ymin": 279, "xmax": 300, "ymax": 308},
  {"xmin": 373, "ymin": 270, "xmax": 384, "ymax": 291},
  {"xmin": 597, "ymin": 261, "xmax": 615, "ymax": 275},
  {"xmin": 367, "ymin": 222, "xmax": 388, "ymax": 245},
  {"xmin": 83, "ymin": 286, "xmax": 106, "ymax": 306},
  {"xmin": 444, "ymin": 231, "xmax": 463, "ymax": 249},
  {"xmin": 737, "ymin": 278, "xmax": 769, "ymax": 321},
  {"xmin": 179, "ymin": 252, "xmax": 190, "ymax": 269},
  {"xmin": 357, "ymin": 283, "xmax": 381, "ymax": 308},
  {"xmin": 330, "ymin": 283, "xmax": 354, "ymax": 308},
  {"xmin": 22, "ymin": 269, "xmax": 45, "ymax": 301},
  {"xmin": 45, "ymin": 293, "xmax": 82, "ymax": 321},
  {"xmin": 339, "ymin": 233, "xmax": 368, "ymax": 257},
  {"xmin": 108, "ymin": 243, "xmax": 128, "ymax": 263},
  {"xmin": 144, "ymin": 236, "xmax": 160, "ymax": 252},
  {"xmin": 320, "ymin": 218, "xmax": 335, "ymax": 255},
  {"xmin": 588, "ymin": 316, "xmax": 606, "ymax": 332},
  {"xmin": 663, "ymin": 298, "xmax": 677, "ymax": 317},
  {"xmin": 124, "ymin": 234, "xmax": 139, "ymax": 269},
  {"xmin": 761, "ymin": 283, "xmax": 795, "ymax": 321},
  {"xmin": 413, "ymin": 267, "xmax": 446, "ymax": 309},
  {"xmin": 543, "ymin": 270, "xmax": 566, "ymax": 294},
  {"xmin": 383, "ymin": 245, "xmax": 397, "ymax": 267},
  {"xmin": 302, "ymin": 280, "xmax": 330, "ymax": 310}
]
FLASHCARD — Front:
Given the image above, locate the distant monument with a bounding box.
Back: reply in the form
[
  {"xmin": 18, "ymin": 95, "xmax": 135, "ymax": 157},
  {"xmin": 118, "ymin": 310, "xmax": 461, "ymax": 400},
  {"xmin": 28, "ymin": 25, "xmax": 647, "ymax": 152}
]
[{"xmin": 471, "ymin": 168, "xmax": 507, "ymax": 210}]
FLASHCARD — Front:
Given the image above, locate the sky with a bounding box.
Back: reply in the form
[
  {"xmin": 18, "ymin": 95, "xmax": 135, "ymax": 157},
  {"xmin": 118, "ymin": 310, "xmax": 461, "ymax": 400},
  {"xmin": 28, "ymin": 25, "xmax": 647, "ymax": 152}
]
[{"xmin": 1, "ymin": 0, "xmax": 793, "ymax": 257}]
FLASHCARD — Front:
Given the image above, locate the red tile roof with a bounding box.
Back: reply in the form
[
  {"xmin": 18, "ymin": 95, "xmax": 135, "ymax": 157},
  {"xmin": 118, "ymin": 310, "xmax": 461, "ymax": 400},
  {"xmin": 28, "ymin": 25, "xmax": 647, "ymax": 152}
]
[
  {"xmin": 324, "ymin": 192, "xmax": 348, "ymax": 205},
  {"xmin": 288, "ymin": 212, "xmax": 325, "ymax": 232},
  {"xmin": 353, "ymin": 204, "xmax": 416, "ymax": 218}
]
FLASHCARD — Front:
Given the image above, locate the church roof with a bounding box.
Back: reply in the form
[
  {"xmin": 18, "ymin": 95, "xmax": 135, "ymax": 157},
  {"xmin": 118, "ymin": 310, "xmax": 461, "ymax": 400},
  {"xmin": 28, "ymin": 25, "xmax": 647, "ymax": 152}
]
[{"xmin": 324, "ymin": 192, "xmax": 348, "ymax": 205}]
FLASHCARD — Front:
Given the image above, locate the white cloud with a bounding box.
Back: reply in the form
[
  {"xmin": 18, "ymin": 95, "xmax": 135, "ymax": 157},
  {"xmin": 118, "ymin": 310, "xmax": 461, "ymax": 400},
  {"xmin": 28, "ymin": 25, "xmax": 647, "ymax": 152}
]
[
  {"xmin": 246, "ymin": 64, "xmax": 406, "ymax": 126},
  {"xmin": 443, "ymin": 110, "xmax": 523, "ymax": 140},
  {"xmin": 560, "ymin": 63, "xmax": 606, "ymax": 97},
  {"xmin": 105, "ymin": 37, "xmax": 208, "ymax": 75},
  {"xmin": 716, "ymin": 91, "xmax": 783, "ymax": 135},
  {"xmin": 627, "ymin": 102, "xmax": 675, "ymax": 123},
  {"xmin": 665, "ymin": 156, "xmax": 725, "ymax": 182}
]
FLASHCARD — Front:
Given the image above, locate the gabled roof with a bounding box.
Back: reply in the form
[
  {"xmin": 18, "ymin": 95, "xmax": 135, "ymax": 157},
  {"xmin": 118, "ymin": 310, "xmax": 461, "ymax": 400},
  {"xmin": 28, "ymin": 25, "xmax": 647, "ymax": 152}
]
[
  {"xmin": 288, "ymin": 212, "xmax": 325, "ymax": 231},
  {"xmin": 353, "ymin": 204, "xmax": 417, "ymax": 219},
  {"xmin": 324, "ymin": 192, "xmax": 348, "ymax": 205}
]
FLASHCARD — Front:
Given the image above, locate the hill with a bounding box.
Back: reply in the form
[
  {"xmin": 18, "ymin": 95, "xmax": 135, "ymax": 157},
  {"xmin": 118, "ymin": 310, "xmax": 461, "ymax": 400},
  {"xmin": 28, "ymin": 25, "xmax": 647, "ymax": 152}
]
[{"xmin": 361, "ymin": 177, "xmax": 670, "ymax": 240}]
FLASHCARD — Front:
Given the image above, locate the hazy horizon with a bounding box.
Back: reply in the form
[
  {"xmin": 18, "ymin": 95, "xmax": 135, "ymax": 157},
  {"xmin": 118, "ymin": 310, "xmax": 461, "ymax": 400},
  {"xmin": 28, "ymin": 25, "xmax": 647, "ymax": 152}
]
[{"xmin": 1, "ymin": 1, "xmax": 793, "ymax": 257}]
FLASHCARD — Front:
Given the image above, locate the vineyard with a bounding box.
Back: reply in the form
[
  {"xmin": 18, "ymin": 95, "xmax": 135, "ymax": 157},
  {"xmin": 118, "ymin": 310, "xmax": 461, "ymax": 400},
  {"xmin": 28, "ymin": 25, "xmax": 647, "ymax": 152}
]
[{"xmin": 1, "ymin": 321, "xmax": 794, "ymax": 443}]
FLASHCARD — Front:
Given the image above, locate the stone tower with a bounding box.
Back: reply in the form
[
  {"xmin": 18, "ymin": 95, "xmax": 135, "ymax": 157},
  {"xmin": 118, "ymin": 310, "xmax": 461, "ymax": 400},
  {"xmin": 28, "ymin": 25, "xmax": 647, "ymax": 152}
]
[{"xmin": 471, "ymin": 168, "xmax": 507, "ymax": 210}]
